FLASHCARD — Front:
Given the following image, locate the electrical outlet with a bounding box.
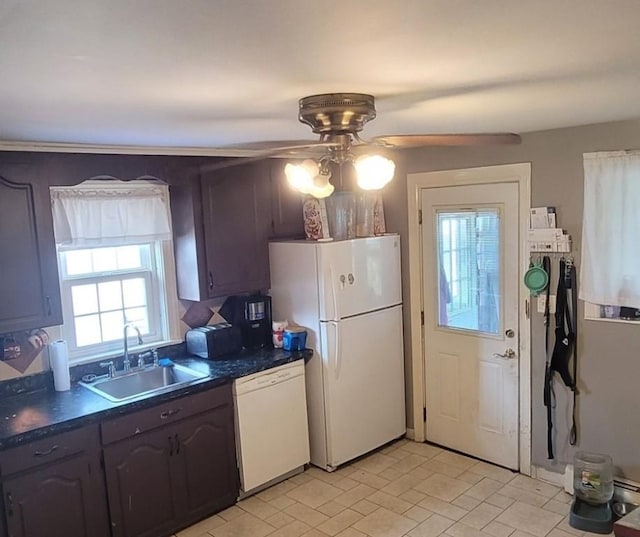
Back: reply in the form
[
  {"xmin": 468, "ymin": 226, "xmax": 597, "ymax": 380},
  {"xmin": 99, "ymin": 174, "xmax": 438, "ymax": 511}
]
[{"xmin": 564, "ymin": 463, "xmax": 574, "ymax": 494}]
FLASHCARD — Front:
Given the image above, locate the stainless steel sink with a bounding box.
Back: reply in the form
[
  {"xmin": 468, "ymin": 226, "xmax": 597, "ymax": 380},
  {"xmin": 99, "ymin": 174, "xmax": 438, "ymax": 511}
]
[{"xmin": 79, "ymin": 364, "xmax": 209, "ymax": 402}]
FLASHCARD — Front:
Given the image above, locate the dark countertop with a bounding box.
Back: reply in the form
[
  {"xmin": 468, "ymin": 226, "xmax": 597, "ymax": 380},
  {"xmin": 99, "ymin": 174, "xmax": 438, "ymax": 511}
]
[{"xmin": 0, "ymin": 347, "xmax": 311, "ymax": 449}]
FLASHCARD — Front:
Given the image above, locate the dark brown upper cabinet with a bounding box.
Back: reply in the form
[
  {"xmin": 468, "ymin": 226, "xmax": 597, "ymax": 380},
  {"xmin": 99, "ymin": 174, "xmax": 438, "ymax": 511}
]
[
  {"xmin": 269, "ymin": 159, "xmax": 305, "ymax": 240},
  {"xmin": 0, "ymin": 175, "xmax": 62, "ymax": 334},
  {"xmin": 171, "ymin": 159, "xmax": 304, "ymax": 301}
]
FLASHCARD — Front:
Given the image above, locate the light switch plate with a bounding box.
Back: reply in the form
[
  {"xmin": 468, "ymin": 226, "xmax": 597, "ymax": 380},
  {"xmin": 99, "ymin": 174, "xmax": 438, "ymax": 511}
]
[
  {"xmin": 537, "ymin": 295, "xmax": 556, "ymax": 313},
  {"xmin": 537, "ymin": 295, "xmax": 546, "ymax": 313}
]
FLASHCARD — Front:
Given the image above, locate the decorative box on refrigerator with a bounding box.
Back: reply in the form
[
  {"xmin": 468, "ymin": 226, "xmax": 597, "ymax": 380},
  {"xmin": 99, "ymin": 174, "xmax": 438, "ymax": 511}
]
[{"xmin": 269, "ymin": 235, "xmax": 406, "ymax": 471}]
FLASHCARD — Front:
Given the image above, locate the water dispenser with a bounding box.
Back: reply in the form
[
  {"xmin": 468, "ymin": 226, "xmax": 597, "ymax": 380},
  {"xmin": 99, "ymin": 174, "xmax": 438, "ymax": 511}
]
[{"xmin": 570, "ymin": 451, "xmax": 614, "ymax": 534}]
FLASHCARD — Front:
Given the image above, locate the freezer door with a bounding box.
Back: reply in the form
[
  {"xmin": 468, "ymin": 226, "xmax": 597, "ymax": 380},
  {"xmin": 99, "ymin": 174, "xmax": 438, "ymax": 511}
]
[
  {"xmin": 320, "ymin": 305, "xmax": 406, "ymax": 468},
  {"xmin": 318, "ymin": 235, "xmax": 402, "ymax": 321}
]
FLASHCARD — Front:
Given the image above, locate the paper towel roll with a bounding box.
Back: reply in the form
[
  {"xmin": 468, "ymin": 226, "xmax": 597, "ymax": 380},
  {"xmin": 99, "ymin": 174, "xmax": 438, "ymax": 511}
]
[{"xmin": 49, "ymin": 340, "xmax": 71, "ymax": 392}]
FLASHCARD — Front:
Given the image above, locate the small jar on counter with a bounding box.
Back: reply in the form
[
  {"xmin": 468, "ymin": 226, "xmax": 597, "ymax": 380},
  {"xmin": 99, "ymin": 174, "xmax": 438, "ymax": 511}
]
[
  {"xmin": 283, "ymin": 327, "xmax": 307, "ymax": 351},
  {"xmin": 272, "ymin": 320, "xmax": 288, "ymax": 348}
]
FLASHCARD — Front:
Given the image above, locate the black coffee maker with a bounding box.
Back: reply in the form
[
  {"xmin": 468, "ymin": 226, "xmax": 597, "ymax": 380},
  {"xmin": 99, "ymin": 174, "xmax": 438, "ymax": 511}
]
[{"xmin": 219, "ymin": 293, "xmax": 272, "ymax": 349}]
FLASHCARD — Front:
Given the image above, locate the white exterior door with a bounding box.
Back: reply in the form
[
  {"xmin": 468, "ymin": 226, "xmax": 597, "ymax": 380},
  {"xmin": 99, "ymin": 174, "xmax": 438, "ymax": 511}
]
[{"xmin": 422, "ymin": 182, "xmax": 520, "ymax": 469}]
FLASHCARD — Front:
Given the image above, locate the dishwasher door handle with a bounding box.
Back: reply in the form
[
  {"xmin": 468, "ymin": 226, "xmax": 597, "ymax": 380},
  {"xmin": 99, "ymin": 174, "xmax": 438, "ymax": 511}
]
[
  {"xmin": 256, "ymin": 371, "xmax": 292, "ymax": 385},
  {"xmin": 235, "ymin": 366, "xmax": 301, "ymax": 393}
]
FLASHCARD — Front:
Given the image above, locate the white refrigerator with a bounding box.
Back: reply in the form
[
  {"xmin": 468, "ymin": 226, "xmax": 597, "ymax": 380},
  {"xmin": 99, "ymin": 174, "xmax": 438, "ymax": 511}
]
[{"xmin": 269, "ymin": 234, "xmax": 406, "ymax": 470}]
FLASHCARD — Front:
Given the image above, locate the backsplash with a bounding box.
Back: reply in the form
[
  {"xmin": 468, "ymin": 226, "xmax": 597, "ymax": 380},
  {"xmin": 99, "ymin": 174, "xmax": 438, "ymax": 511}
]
[
  {"xmin": 0, "ymin": 341, "xmax": 188, "ymax": 398},
  {"xmin": 0, "ymin": 329, "xmax": 53, "ymax": 380},
  {"xmin": 0, "ymin": 295, "xmax": 230, "ymax": 384}
]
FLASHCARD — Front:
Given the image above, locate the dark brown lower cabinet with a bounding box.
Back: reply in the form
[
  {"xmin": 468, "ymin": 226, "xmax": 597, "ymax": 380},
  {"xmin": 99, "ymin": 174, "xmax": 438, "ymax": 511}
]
[
  {"xmin": 103, "ymin": 384, "xmax": 239, "ymax": 537},
  {"xmin": 173, "ymin": 411, "xmax": 239, "ymax": 523},
  {"xmin": 2, "ymin": 452, "xmax": 109, "ymax": 537},
  {"xmin": 0, "ymin": 384, "xmax": 239, "ymax": 537},
  {"xmin": 103, "ymin": 426, "xmax": 178, "ymax": 537}
]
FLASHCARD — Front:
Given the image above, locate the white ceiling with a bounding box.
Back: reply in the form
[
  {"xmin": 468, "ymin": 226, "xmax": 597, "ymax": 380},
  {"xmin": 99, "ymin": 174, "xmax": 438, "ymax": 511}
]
[{"xmin": 2, "ymin": 0, "xmax": 640, "ymax": 152}]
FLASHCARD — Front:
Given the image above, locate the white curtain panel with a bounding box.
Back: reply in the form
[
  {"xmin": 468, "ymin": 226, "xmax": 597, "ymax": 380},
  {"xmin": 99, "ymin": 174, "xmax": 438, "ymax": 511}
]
[
  {"xmin": 580, "ymin": 151, "xmax": 640, "ymax": 307},
  {"xmin": 51, "ymin": 180, "xmax": 172, "ymax": 247}
]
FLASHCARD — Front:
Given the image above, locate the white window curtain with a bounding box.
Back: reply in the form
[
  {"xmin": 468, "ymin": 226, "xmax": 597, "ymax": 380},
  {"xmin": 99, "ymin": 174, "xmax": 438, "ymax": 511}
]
[
  {"xmin": 580, "ymin": 151, "xmax": 640, "ymax": 307},
  {"xmin": 51, "ymin": 180, "xmax": 172, "ymax": 247}
]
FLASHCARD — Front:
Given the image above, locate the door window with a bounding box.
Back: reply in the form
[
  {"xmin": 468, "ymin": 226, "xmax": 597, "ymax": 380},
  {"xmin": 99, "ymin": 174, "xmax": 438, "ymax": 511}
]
[{"xmin": 436, "ymin": 208, "xmax": 501, "ymax": 334}]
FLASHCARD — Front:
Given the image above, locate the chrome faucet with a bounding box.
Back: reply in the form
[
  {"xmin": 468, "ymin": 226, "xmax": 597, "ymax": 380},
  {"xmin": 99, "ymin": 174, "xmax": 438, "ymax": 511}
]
[
  {"xmin": 99, "ymin": 360, "xmax": 116, "ymax": 378},
  {"xmin": 123, "ymin": 323, "xmax": 143, "ymax": 372},
  {"xmin": 136, "ymin": 349, "xmax": 158, "ymax": 369}
]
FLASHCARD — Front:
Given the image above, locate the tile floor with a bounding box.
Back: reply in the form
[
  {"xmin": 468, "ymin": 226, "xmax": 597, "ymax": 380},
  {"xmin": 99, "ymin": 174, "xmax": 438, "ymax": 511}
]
[{"xmin": 174, "ymin": 438, "xmax": 608, "ymax": 537}]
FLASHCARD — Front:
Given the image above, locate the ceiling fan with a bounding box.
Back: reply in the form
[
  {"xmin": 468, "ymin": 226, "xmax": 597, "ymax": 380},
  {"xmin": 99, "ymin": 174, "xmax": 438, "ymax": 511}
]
[{"xmin": 204, "ymin": 92, "xmax": 521, "ymax": 197}]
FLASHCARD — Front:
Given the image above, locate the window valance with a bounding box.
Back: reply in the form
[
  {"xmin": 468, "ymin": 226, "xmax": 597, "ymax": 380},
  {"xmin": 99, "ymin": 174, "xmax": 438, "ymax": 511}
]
[{"xmin": 51, "ymin": 180, "xmax": 172, "ymax": 247}]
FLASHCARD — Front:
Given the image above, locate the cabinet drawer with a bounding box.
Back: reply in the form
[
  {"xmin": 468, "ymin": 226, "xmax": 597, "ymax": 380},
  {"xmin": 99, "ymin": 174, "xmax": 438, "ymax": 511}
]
[
  {"xmin": 101, "ymin": 383, "xmax": 231, "ymax": 445},
  {"xmin": 0, "ymin": 424, "xmax": 100, "ymax": 476}
]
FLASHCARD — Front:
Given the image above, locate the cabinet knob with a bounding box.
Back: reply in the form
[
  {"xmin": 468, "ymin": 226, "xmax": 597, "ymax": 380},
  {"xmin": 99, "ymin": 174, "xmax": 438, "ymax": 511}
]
[
  {"xmin": 6, "ymin": 492, "xmax": 13, "ymax": 516},
  {"xmin": 45, "ymin": 295, "xmax": 52, "ymax": 316},
  {"xmin": 208, "ymin": 272, "xmax": 214, "ymax": 290}
]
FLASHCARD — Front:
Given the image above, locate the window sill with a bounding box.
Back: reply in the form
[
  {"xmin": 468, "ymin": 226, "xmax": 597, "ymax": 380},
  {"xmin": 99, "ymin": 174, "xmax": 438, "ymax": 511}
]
[
  {"xmin": 584, "ymin": 316, "xmax": 640, "ymax": 325},
  {"xmin": 584, "ymin": 302, "xmax": 640, "ymax": 324},
  {"xmin": 69, "ymin": 338, "xmax": 184, "ymax": 367}
]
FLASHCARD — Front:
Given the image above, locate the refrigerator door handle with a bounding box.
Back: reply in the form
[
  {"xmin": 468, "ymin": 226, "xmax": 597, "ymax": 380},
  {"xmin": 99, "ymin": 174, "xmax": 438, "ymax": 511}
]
[
  {"xmin": 328, "ymin": 320, "xmax": 341, "ymax": 379},
  {"xmin": 329, "ymin": 265, "xmax": 340, "ymax": 321}
]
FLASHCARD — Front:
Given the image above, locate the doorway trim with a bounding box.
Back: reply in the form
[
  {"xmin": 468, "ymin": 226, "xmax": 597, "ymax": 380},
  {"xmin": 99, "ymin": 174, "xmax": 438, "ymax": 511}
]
[{"xmin": 406, "ymin": 163, "xmax": 532, "ymax": 475}]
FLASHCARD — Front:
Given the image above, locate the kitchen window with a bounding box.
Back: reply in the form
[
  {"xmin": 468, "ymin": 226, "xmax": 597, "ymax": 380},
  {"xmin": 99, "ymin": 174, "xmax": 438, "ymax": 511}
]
[{"xmin": 51, "ymin": 180, "xmax": 181, "ymax": 362}]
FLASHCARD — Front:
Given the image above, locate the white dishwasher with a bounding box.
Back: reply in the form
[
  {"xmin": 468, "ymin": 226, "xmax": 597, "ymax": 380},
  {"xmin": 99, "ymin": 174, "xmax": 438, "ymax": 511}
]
[{"xmin": 233, "ymin": 360, "xmax": 310, "ymax": 496}]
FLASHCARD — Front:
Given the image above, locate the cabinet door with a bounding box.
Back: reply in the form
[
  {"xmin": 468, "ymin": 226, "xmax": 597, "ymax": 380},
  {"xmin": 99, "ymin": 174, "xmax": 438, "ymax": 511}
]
[
  {"xmin": 103, "ymin": 428, "xmax": 178, "ymax": 537},
  {"xmin": 2, "ymin": 453, "xmax": 109, "ymax": 537},
  {"xmin": 170, "ymin": 178, "xmax": 210, "ymax": 302},
  {"xmin": 202, "ymin": 162, "xmax": 272, "ymax": 297},
  {"xmin": 269, "ymin": 160, "xmax": 305, "ymax": 239},
  {"xmin": 0, "ymin": 176, "xmax": 62, "ymax": 334},
  {"xmin": 172, "ymin": 405, "xmax": 239, "ymax": 525}
]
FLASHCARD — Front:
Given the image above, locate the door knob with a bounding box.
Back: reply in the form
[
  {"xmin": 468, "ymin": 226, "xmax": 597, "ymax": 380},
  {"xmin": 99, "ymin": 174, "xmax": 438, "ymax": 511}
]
[{"xmin": 494, "ymin": 348, "xmax": 517, "ymax": 360}]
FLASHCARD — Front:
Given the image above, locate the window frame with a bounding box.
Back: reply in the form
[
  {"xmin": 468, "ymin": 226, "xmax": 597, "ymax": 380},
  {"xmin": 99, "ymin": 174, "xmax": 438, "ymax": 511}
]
[
  {"xmin": 436, "ymin": 207, "xmax": 502, "ymax": 336},
  {"xmin": 439, "ymin": 212, "xmax": 477, "ymax": 319},
  {"xmin": 57, "ymin": 241, "xmax": 176, "ymax": 362}
]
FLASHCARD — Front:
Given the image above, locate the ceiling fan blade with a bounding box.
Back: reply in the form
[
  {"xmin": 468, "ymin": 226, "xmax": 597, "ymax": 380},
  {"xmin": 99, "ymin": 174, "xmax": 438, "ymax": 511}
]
[
  {"xmin": 223, "ymin": 139, "xmax": 319, "ymax": 151},
  {"xmin": 197, "ymin": 142, "xmax": 341, "ymax": 173},
  {"xmin": 372, "ymin": 133, "xmax": 521, "ymax": 147}
]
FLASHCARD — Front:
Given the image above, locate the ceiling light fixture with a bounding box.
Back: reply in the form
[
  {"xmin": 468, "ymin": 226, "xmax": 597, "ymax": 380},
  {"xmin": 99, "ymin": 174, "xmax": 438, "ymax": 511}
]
[
  {"xmin": 283, "ymin": 94, "xmax": 396, "ymax": 199},
  {"xmin": 284, "ymin": 152, "xmax": 394, "ymax": 199},
  {"xmin": 284, "ymin": 159, "xmax": 335, "ymax": 199},
  {"xmin": 354, "ymin": 154, "xmax": 396, "ymax": 190}
]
